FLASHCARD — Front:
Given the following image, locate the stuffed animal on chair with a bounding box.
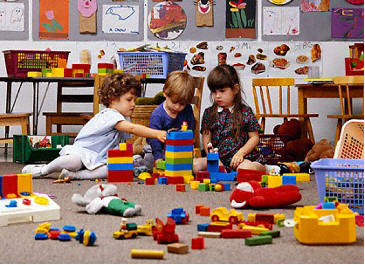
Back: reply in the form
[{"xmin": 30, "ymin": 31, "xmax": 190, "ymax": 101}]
[
  {"xmin": 230, "ymin": 181, "xmax": 301, "ymax": 208},
  {"xmin": 72, "ymin": 184, "xmax": 142, "ymax": 217}
]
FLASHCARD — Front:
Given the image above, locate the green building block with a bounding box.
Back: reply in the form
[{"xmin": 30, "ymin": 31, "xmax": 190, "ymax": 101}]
[
  {"xmin": 199, "ymin": 183, "xmax": 209, "ymax": 192},
  {"xmin": 324, "ymin": 196, "xmax": 338, "ymax": 203},
  {"xmin": 259, "ymin": 230, "xmax": 280, "ymax": 238},
  {"xmin": 156, "ymin": 160, "xmax": 165, "ymax": 170},
  {"xmin": 165, "ymin": 157, "xmax": 193, "ymax": 165},
  {"xmin": 277, "ymin": 219, "xmax": 285, "ymax": 227},
  {"xmin": 261, "ymin": 175, "xmax": 268, "ymax": 184},
  {"xmin": 245, "ymin": 235, "xmax": 272, "ymax": 246},
  {"xmin": 208, "ymin": 184, "xmax": 216, "ymax": 191}
]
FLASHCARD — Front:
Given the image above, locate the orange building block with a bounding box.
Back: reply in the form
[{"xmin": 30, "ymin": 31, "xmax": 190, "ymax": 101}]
[{"xmin": 199, "ymin": 207, "xmax": 210, "ymax": 216}]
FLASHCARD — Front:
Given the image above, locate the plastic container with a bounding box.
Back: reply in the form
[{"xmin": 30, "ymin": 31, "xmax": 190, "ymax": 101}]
[
  {"xmin": 334, "ymin": 119, "xmax": 364, "ymax": 159},
  {"xmin": 117, "ymin": 51, "xmax": 186, "ymax": 78},
  {"xmin": 13, "ymin": 135, "xmax": 69, "ymax": 164},
  {"xmin": 3, "ymin": 50, "xmax": 70, "ymax": 77},
  {"xmin": 257, "ymin": 134, "xmax": 291, "ymax": 164},
  {"xmin": 311, "ymin": 158, "xmax": 364, "ymax": 215}
]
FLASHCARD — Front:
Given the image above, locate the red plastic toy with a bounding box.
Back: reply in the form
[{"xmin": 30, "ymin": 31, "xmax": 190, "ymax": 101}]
[
  {"xmin": 152, "ymin": 218, "xmax": 179, "ymax": 244},
  {"xmin": 191, "ymin": 236, "xmax": 204, "ymax": 249}
]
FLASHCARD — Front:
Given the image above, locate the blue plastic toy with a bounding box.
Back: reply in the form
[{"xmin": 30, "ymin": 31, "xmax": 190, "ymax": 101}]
[{"xmin": 167, "ymin": 207, "xmax": 190, "ymax": 224}]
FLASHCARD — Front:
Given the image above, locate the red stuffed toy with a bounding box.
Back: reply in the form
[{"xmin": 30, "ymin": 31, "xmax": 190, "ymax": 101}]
[{"xmin": 230, "ymin": 181, "xmax": 301, "ymax": 208}]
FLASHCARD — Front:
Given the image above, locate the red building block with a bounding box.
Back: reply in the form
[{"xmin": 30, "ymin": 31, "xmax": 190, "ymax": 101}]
[
  {"xmin": 108, "ymin": 170, "xmax": 134, "ymax": 182},
  {"xmin": 219, "ymin": 165, "xmax": 226, "ymax": 172},
  {"xmin": 195, "ymin": 204, "xmax": 204, "ymax": 214},
  {"xmin": 255, "ymin": 214, "xmax": 275, "ymax": 224},
  {"xmin": 152, "ymin": 173, "xmax": 160, "ymax": 179},
  {"xmin": 199, "ymin": 207, "xmax": 210, "ymax": 217},
  {"xmin": 167, "ymin": 176, "xmax": 184, "ymax": 184},
  {"xmin": 237, "ymin": 169, "xmax": 266, "ymax": 183},
  {"xmin": 64, "ymin": 68, "xmax": 73, "ymax": 77},
  {"xmin": 107, "ymin": 149, "xmax": 133, "ymax": 157},
  {"xmin": 145, "ymin": 177, "xmax": 155, "ymax": 185},
  {"xmin": 98, "ymin": 63, "xmax": 114, "ymax": 69},
  {"xmin": 207, "ymin": 222, "xmax": 232, "ymax": 232},
  {"xmin": 191, "ymin": 236, "xmax": 204, "ymax": 249},
  {"xmin": 165, "ymin": 139, "xmax": 193, "ymax": 146},
  {"xmin": 2, "ymin": 175, "xmax": 19, "ymax": 198},
  {"xmin": 176, "ymin": 184, "xmax": 186, "ymax": 192},
  {"xmin": 221, "ymin": 229, "xmax": 252, "ymax": 238},
  {"xmin": 196, "ymin": 171, "xmax": 210, "ymax": 182}
]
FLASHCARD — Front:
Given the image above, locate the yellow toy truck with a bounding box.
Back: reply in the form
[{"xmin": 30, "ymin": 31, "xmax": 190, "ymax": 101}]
[{"xmin": 210, "ymin": 207, "xmax": 244, "ymax": 224}]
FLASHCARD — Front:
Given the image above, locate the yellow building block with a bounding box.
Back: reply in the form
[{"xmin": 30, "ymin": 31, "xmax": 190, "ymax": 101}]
[
  {"xmin": 165, "ymin": 151, "xmax": 192, "ymax": 159},
  {"xmin": 153, "ymin": 168, "xmax": 164, "ymax": 175},
  {"xmin": 203, "ymin": 178, "xmax": 211, "ymax": 184},
  {"xmin": 283, "ymin": 173, "xmax": 310, "ymax": 181},
  {"xmin": 165, "ymin": 170, "xmax": 192, "ymax": 177},
  {"xmin": 184, "ymin": 175, "xmax": 194, "ymax": 184},
  {"xmin": 51, "ymin": 68, "xmax": 64, "ymax": 77},
  {"xmin": 247, "ymin": 213, "xmax": 256, "ymax": 222},
  {"xmin": 190, "ymin": 180, "xmax": 200, "ymax": 190},
  {"xmin": 274, "ymin": 214, "xmax": 285, "ymax": 223},
  {"xmin": 238, "ymin": 224, "xmax": 269, "ymax": 235},
  {"xmin": 27, "ymin": 71, "xmax": 42, "ymax": 77},
  {"xmin": 119, "ymin": 143, "xmax": 127, "ymax": 151},
  {"xmin": 268, "ymin": 175, "xmax": 282, "ymax": 188},
  {"xmin": 17, "ymin": 174, "xmax": 33, "ymax": 196},
  {"xmin": 45, "ymin": 72, "xmax": 53, "ymax": 77},
  {"xmin": 107, "ymin": 157, "xmax": 133, "ymax": 164}
]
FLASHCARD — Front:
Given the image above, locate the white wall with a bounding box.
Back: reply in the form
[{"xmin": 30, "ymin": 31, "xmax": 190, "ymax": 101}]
[{"xmin": 0, "ymin": 0, "xmax": 362, "ymax": 146}]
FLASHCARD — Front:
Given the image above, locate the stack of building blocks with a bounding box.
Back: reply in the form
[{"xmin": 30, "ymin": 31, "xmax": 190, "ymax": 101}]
[
  {"xmin": 237, "ymin": 168, "xmax": 267, "ymax": 183},
  {"xmin": 206, "ymin": 152, "xmax": 237, "ymax": 182},
  {"xmin": 107, "ymin": 143, "xmax": 134, "ymax": 182},
  {"xmin": 72, "ymin": 64, "xmax": 91, "ymax": 78},
  {"xmin": 195, "ymin": 204, "xmax": 210, "ymax": 216},
  {"xmin": 165, "ymin": 130, "xmax": 193, "ymax": 185},
  {"xmin": 97, "ymin": 63, "xmax": 114, "ymax": 75},
  {"xmin": 0, "ymin": 173, "xmax": 33, "ymax": 199},
  {"xmin": 283, "ymin": 173, "xmax": 310, "ymax": 181}
]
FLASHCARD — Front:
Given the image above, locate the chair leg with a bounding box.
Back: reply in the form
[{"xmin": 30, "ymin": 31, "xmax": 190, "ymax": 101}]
[
  {"xmin": 46, "ymin": 117, "xmax": 52, "ymax": 135},
  {"xmin": 334, "ymin": 118, "xmax": 343, "ymax": 149},
  {"xmin": 305, "ymin": 118, "xmax": 315, "ymax": 145},
  {"xmin": 261, "ymin": 118, "xmax": 266, "ymax": 133},
  {"xmin": 20, "ymin": 117, "xmax": 29, "ymax": 135}
]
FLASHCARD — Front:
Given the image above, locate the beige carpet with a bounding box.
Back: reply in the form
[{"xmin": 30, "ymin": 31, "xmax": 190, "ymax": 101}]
[{"xmin": 0, "ymin": 162, "xmax": 363, "ymax": 264}]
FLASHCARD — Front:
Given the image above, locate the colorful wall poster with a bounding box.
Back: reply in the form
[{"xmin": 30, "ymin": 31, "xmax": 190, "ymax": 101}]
[
  {"xmin": 39, "ymin": 0, "xmax": 69, "ymax": 40},
  {"xmin": 0, "ymin": 2, "xmax": 24, "ymax": 31},
  {"xmin": 226, "ymin": 0, "xmax": 256, "ymax": 38},
  {"xmin": 263, "ymin": 7, "xmax": 299, "ymax": 35},
  {"xmin": 331, "ymin": 8, "xmax": 364, "ymax": 39},
  {"xmin": 300, "ymin": 0, "xmax": 329, "ymax": 12},
  {"xmin": 78, "ymin": 0, "xmax": 98, "ymax": 34},
  {"xmin": 102, "ymin": 4, "xmax": 139, "ymax": 34}
]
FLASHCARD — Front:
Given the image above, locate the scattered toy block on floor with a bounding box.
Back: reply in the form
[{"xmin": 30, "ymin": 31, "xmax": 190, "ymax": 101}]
[
  {"xmin": 167, "ymin": 176, "xmax": 184, "ymax": 184},
  {"xmin": 167, "ymin": 243, "xmax": 189, "ymax": 254},
  {"xmin": 197, "ymin": 223, "xmax": 209, "ymax": 232},
  {"xmin": 158, "ymin": 177, "xmax": 167, "ymax": 185},
  {"xmin": 282, "ymin": 175, "xmax": 296, "ymax": 185},
  {"xmin": 196, "ymin": 171, "xmax": 210, "ymax": 182},
  {"xmin": 190, "ymin": 181, "xmax": 200, "ymax": 190},
  {"xmin": 191, "ymin": 236, "xmax": 204, "ymax": 249},
  {"xmin": 176, "ymin": 184, "xmax": 186, "ymax": 192},
  {"xmin": 259, "ymin": 230, "xmax": 280, "ymax": 238},
  {"xmin": 198, "ymin": 231, "xmax": 221, "ymax": 238},
  {"xmin": 198, "ymin": 183, "xmax": 209, "ymax": 192},
  {"xmin": 221, "ymin": 229, "xmax": 252, "ymax": 238},
  {"xmin": 199, "ymin": 207, "xmax": 210, "ymax": 217},
  {"xmin": 145, "ymin": 178, "xmax": 155, "ymax": 185},
  {"xmin": 131, "ymin": 249, "xmax": 164, "ymax": 259},
  {"xmin": 268, "ymin": 175, "xmax": 282, "ymax": 188},
  {"xmin": 223, "ymin": 182, "xmax": 231, "ymax": 191},
  {"xmin": 245, "ymin": 235, "xmax": 273, "ymax": 246},
  {"xmin": 195, "ymin": 204, "xmax": 204, "ymax": 214}
]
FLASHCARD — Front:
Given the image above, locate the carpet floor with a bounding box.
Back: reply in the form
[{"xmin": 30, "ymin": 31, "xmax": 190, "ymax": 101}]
[{"xmin": 0, "ymin": 162, "xmax": 363, "ymax": 264}]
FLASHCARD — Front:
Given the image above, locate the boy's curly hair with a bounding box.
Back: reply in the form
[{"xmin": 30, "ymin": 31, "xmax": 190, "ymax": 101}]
[{"xmin": 98, "ymin": 73, "xmax": 141, "ymax": 107}]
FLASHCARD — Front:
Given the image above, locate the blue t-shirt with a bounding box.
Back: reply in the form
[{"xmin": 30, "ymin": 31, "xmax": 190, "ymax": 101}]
[{"xmin": 147, "ymin": 102, "xmax": 195, "ymax": 160}]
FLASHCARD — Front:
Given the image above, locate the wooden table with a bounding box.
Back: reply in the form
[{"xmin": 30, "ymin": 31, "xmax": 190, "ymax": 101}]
[{"xmin": 296, "ymin": 82, "xmax": 364, "ymax": 139}]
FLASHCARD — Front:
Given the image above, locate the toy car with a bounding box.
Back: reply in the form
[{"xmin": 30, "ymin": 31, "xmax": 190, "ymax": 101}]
[
  {"xmin": 210, "ymin": 207, "xmax": 244, "ymax": 224},
  {"xmin": 167, "ymin": 207, "xmax": 190, "ymax": 224},
  {"xmin": 113, "ymin": 223, "xmax": 138, "ymax": 239},
  {"xmin": 137, "ymin": 219, "xmax": 155, "ymax": 236}
]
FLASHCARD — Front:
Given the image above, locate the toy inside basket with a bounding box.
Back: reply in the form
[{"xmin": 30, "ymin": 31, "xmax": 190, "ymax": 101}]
[
  {"xmin": 3, "ymin": 50, "xmax": 70, "ymax": 77},
  {"xmin": 257, "ymin": 134, "xmax": 291, "ymax": 164}
]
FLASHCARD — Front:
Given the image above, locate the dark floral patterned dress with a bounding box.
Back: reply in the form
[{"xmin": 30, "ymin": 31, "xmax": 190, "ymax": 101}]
[{"xmin": 200, "ymin": 105, "xmax": 265, "ymax": 171}]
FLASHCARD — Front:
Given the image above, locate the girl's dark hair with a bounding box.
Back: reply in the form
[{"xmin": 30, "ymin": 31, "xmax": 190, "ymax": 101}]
[
  {"xmin": 98, "ymin": 73, "xmax": 141, "ymax": 107},
  {"xmin": 206, "ymin": 64, "xmax": 247, "ymax": 139}
]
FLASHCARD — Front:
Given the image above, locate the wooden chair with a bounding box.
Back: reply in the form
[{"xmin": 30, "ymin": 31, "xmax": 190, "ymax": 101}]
[
  {"xmin": 252, "ymin": 78, "xmax": 318, "ymax": 144},
  {"xmin": 0, "ymin": 113, "xmax": 30, "ymax": 144},
  {"xmin": 192, "ymin": 76, "xmax": 205, "ymax": 157},
  {"xmin": 43, "ymin": 81, "xmax": 95, "ymax": 137},
  {"xmin": 327, "ymin": 75, "xmax": 364, "ymax": 148}
]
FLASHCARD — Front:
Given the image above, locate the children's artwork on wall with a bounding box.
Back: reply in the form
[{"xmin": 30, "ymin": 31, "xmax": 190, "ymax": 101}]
[
  {"xmin": 102, "ymin": 4, "xmax": 139, "ymax": 34},
  {"xmin": 331, "ymin": 8, "xmax": 364, "ymax": 39},
  {"xmin": 148, "ymin": 1, "xmax": 187, "ymax": 40},
  {"xmin": 345, "ymin": 0, "xmax": 363, "ymax": 4},
  {"xmin": 39, "ymin": 0, "xmax": 69, "ymax": 40},
  {"xmin": 263, "ymin": 7, "xmax": 299, "ymax": 35},
  {"xmin": 225, "ymin": 0, "xmax": 256, "ymax": 39},
  {"xmin": 300, "ymin": 0, "xmax": 329, "ymax": 12},
  {"xmin": 195, "ymin": 0, "xmax": 214, "ymax": 27},
  {"xmin": 78, "ymin": 0, "xmax": 97, "ymax": 34},
  {"xmin": 267, "ymin": 0, "xmax": 293, "ymax": 5},
  {"xmin": 0, "ymin": 2, "xmax": 24, "ymax": 31}
]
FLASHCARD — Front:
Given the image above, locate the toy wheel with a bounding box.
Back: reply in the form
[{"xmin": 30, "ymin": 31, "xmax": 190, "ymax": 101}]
[
  {"xmin": 211, "ymin": 215, "xmax": 219, "ymax": 222},
  {"xmin": 229, "ymin": 216, "xmax": 238, "ymax": 224},
  {"xmin": 131, "ymin": 233, "xmax": 137, "ymax": 238}
]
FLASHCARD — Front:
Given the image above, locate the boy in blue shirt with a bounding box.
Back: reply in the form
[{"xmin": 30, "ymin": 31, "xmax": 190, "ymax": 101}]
[{"xmin": 147, "ymin": 71, "xmax": 195, "ymax": 165}]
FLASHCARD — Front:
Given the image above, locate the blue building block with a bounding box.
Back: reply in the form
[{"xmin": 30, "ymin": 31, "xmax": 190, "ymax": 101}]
[
  {"xmin": 158, "ymin": 177, "xmax": 167, "ymax": 184},
  {"xmin": 322, "ymin": 202, "xmax": 336, "ymax": 209},
  {"xmin": 210, "ymin": 172, "xmax": 237, "ymax": 182},
  {"xmin": 35, "ymin": 233, "xmax": 48, "ymax": 240},
  {"xmin": 167, "ymin": 131, "xmax": 193, "ymax": 140},
  {"xmin": 282, "ymin": 175, "xmax": 297, "ymax": 185},
  {"xmin": 107, "ymin": 163, "xmax": 134, "ymax": 170},
  {"xmin": 165, "ymin": 145, "xmax": 193, "ymax": 152},
  {"xmin": 0, "ymin": 176, "xmax": 3, "ymax": 198},
  {"xmin": 197, "ymin": 223, "xmax": 209, "ymax": 232},
  {"xmin": 165, "ymin": 163, "xmax": 192, "ymax": 171},
  {"xmin": 207, "ymin": 152, "xmax": 219, "ymax": 161},
  {"xmin": 58, "ymin": 233, "xmax": 71, "ymax": 241},
  {"xmin": 223, "ymin": 182, "xmax": 231, "ymax": 191},
  {"xmin": 5, "ymin": 200, "xmax": 17, "ymax": 208}
]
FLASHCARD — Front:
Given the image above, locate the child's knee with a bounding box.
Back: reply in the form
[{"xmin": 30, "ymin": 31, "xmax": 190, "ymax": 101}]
[
  {"xmin": 237, "ymin": 160, "xmax": 265, "ymax": 171},
  {"xmin": 193, "ymin": 157, "xmax": 206, "ymax": 173}
]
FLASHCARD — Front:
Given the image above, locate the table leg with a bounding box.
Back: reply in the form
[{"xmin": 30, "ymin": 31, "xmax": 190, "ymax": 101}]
[
  {"xmin": 32, "ymin": 82, "xmax": 39, "ymax": 135},
  {"xmin": 297, "ymin": 87, "xmax": 308, "ymax": 139},
  {"xmin": 4, "ymin": 82, "xmax": 11, "ymax": 153}
]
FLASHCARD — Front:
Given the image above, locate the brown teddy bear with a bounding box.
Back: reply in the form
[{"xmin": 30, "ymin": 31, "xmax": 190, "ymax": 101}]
[{"xmin": 304, "ymin": 139, "xmax": 334, "ymax": 162}]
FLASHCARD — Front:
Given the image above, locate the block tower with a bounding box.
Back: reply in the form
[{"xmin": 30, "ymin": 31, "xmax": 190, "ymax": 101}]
[
  {"xmin": 107, "ymin": 143, "xmax": 134, "ymax": 182},
  {"xmin": 165, "ymin": 130, "xmax": 194, "ymax": 184}
]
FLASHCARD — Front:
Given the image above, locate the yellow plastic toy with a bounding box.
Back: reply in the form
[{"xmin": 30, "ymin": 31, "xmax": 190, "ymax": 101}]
[
  {"xmin": 294, "ymin": 204, "xmax": 357, "ymax": 244},
  {"xmin": 210, "ymin": 207, "xmax": 244, "ymax": 224},
  {"xmin": 137, "ymin": 219, "xmax": 155, "ymax": 236}
]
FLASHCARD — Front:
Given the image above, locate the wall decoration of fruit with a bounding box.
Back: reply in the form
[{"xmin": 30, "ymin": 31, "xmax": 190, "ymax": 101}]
[
  {"xmin": 331, "ymin": 8, "xmax": 364, "ymax": 39},
  {"xmin": 148, "ymin": 1, "xmax": 187, "ymax": 40},
  {"xmin": 226, "ymin": 0, "xmax": 256, "ymax": 38},
  {"xmin": 195, "ymin": 0, "xmax": 215, "ymax": 27},
  {"xmin": 39, "ymin": 0, "xmax": 68, "ymax": 40}
]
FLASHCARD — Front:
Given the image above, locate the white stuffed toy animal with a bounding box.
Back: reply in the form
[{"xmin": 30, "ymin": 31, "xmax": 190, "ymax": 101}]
[{"xmin": 72, "ymin": 184, "xmax": 141, "ymax": 217}]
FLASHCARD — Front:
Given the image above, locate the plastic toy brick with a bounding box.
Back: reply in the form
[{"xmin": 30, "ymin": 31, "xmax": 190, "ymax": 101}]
[
  {"xmin": 221, "ymin": 229, "xmax": 252, "ymax": 238},
  {"xmin": 294, "ymin": 204, "xmax": 356, "ymax": 244},
  {"xmin": 274, "ymin": 214, "xmax": 285, "ymax": 223},
  {"xmin": 199, "ymin": 207, "xmax": 210, "ymax": 216},
  {"xmin": 49, "ymin": 230, "xmax": 61, "ymax": 239},
  {"xmin": 237, "ymin": 169, "xmax": 266, "ymax": 183},
  {"xmin": 165, "ymin": 157, "xmax": 193, "ymax": 165},
  {"xmin": 268, "ymin": 175, "xmax": 282, "ymax": 188},
  {"xmin": 167, "ymin": 207, "xmax": 189, "ymax": 224},
  {"xmin": 207, "ymin": 162, "xmax": 219, "ymax": 172},
  {"xmin": 167, "ymin": 130, "xmax": 193, "ymax": 140},
  {"xmin": 5, "ymin": 200, "xmax": 17, "ymax": 208},
  {"xmin": 153, "ymin": 168, "xmax": 164, "ymax": 175},
  {"xmin": 195, "ymin": 204, "xmax": 204, "ymax": 214},
  {"xmin": 198, "ymin": 183, "xmax": 209, "ymax": 192},
  {"xmin": 210, "ymin": 207, "xmax": 244, "ymax": 224},
  {"xmin": 214, "ymin": 183, "xmax": 224, "ymax": 192},
  {"xmin": 76, "ymin": 229, "xmax": 97, "ymax": 246},
  {"xmin": 2, "ymin": 175, "xmax": 19, "ymax": 198},
  {"xmin": 208, "ymin": 183, "xmax": 215, "ymax": 191},
  {"xmin": 166, "ymin": 145, "xmax": 193, "ymax": 152},
  {"xmin": 131, "ymin": 249, "xmax": 164, "ymax": 259},
  {"xmin": 152, "ymin": 218, "xmax": 179, "ymax": 244},
  {"xmin": 196, "ymin": 171, "xmax": 210, "ymax": 182},
  {"xmin": 238, "ymin": 224, "xmax": 269, "ymax": 235},
  {"xmin": 207, "ymin": 222, "xmax": 232, "ymax": 232},
  {"xmin": 283, "ymin": 173, "xmax": 310, "ymax": 181},
  {"xmin": 58, "ymin": 233, "xmax": 72, "ymax": 241},
  {"xmin": 0, "ymin": 175, "xmax": 3, "ymax": 198},
  {"xmin": 145, "ymin": 177, "xmax": 155, "ymax": 185},
  {"xmin": 183, "ymin": 175, "xmax": 193, "ymax": 184},
  {"xmin": 241, "ymin": 221, "xmax": 272, "ymax": 230},
  {"xmin": 197, "ymin": 223, "xmax": 209, "ymax": 231},
  {"xmin": 255, "ymin": 214, "xmax": 275, "ymax": 224},
  {"xmin": 167, "ymin": 243, "xmax": 189, "ymax": 254},
  {"xmin": 35, "ymin": 233, "xmax": 48, "ymax": 240},
  {"xmin": 17, "ymin": 174, "xmax": 32, "ymax": 196},
  {"xmin": 259, "ymin": 230, "xmax": 280, "ymax": 238},
  {"xmin": 191, "ymin": 236, "xmax": 204, "ymax": 249},
  {"xmin": 324, "ymin": 197, "xmax": 338, "ymax": 203},
  {"xmin": 203, "ymin": 178, "xmax": 211, "ymax": 184},
  {"xmin": 107, "ymin": 149, "xmax": 133, "ymax": 158},
  {"xmin": 158, "ymin": 177, "xmax": 167, "ymax": 185},
  {"xmin": 165, "ymin": 151, "xmax": 193, "ymax": 159},
  {"xmin": 176, "ymin": 184, "xmax": 186, "ymax": 192},
  {"xmin": 167, "ymin": 176, "xmax": 184, "ymax": 184},
  {"xmin": 165, "ymin": 163, "xmax": 192, "ymax": 171},
  {"xmin": 198, "ymin": 231, "xmax": 221, "ymax": 238},
  {"xmin": 137, "ymin": 219, "xmax": 155, "ymax": 236},
  {"xmin": 261, "ymin": 175, "xmax": 268, "ymax": 184},
  {"xmin": 322, "ymin": 202, "xmax": 336, "ymax": 209},
  {"xmin": 165, "ymin": 170, "xmax": 192, "ymax": 177},
  {"xmin": 245, "ymin": 235, "xmax": 273, "ymax": 246},
  {"xmin": 107, "ymin": 157, "xmax": 133, "ymax": 164},
  {"xmin": 23, "ymin": 198, "xmax": 31, "ymax": 205},
  {"xmin": 207, "ymin": 152, "xmax": 219, "ymax": 161},
  {"xmin": 223, "ymin": 182, "xmax": 231, "ymax": 191},
  {"xmin": 98, "ymin": 63, "xmax": 114, "ymax": 69},
  {"xmin": 210, "ymin": 172, "xmax": 237, "ymax": 182},
  {"xmin": 156, "ymin": 160, "xmax": 165, "ymax": 170},
  {"xmin": 107, "ymin": 163, "xmax": 133, "ymax": 170},
  {"xmin": 165, "ymin": 138, "xmax": 193, "ymax": 146},
  {"xmin": 107, "ymin": 170, "xmax": 134, "ymax": 182},
  {"xmin": 282, "ymin": 175, "xmax": 297, "ymax": 185}
]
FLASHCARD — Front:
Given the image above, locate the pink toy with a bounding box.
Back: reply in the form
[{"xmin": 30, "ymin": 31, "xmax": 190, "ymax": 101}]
[{"xmin": 78, "ymin": 0, "xmax": 97, "ymax": 17}]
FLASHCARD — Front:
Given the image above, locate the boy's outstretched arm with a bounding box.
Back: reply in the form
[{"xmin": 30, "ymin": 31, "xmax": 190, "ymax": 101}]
[{"xmin": 115, "ymin": 120, "xmax": 166, "ymax": 142}]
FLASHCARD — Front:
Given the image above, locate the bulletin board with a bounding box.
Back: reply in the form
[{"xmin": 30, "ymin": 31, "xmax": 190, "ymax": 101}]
[
  {"xmin": 146, "ymin": 0, "xmax": 258, "ymax": 41},
  {"xmin": 262, "ymin": 0, "xmax": 364, "ymax": 41},
  {"xmin": 32, "ymin": 0, "xmax": 144, "ymax": 41},
  {"xmin": 0, "ymin": 0, "xmax": 29, "ymax": 40}
]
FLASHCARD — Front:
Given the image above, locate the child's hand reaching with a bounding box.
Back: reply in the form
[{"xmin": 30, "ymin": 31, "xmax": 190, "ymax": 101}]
[
  {"xmin": 230, "ymin": 152, "xmax": 244, "ymax": 169},
  {"xmin": 157, "ymin": 131, "xmax": 167, "ymax": 143}
]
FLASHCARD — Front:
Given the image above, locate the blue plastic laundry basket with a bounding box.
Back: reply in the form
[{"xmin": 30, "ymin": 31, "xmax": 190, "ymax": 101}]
[{"xmin": 311, "ymin": 158, "xmax": 364, "ymax": 215}]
